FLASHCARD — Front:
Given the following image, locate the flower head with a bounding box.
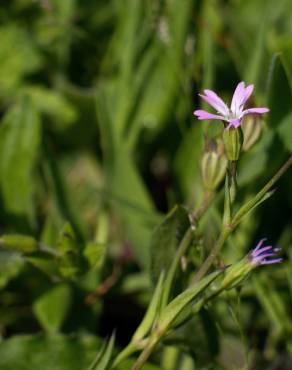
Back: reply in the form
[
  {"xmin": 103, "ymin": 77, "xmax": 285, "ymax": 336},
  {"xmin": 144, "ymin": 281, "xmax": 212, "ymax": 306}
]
[
  {"xmin": 249, "ymin": 238, "xmax": 283, "ymax": 266},
  {"xmin": 194, "ymin": 82, "xmax": 269, "ymax": 129}
]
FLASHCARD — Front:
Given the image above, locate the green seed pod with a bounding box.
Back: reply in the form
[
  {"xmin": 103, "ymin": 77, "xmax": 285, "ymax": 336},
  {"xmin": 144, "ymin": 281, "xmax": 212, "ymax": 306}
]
[
  {"xmin": 0, "ymin": 234, "xmax": 38, "ymax": 253},
  {"xmin": 241, "ymin": 115, "xmax": 263, "ymax": 152},
  {"xmin": 201, "ymin": 139, "xmax": 227, "ymax": 190},
  {"xmin": 222, "ymin": 127, "xmax": 244, "ymax": 161}
]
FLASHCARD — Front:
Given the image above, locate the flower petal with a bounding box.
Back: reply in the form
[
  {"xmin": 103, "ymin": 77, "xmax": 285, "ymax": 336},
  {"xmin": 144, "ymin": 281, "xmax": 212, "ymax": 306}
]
[
  {"xmin": 231, "ymin": 82, "xmax": 246, "ymax": 113},
  {"xmin": 257, "ymin": 252, "xmax": 278, "ymax": 259},
  {"xmin": 252, "ymin": 238, "xmax": 267, "ymax": 254},
  {"xmin": 261, "ymin": 258, "xmax": 283, "ymax": 265},
  {"xmin": 242, "ymin": 84, "xmax": 254, "ymax": 105},
  {"xmin": 242, "ymin": 107, "xmax": 269, "ymax": 115},
  {"xmin": 193, "ymin": 110, "xmax": 226, "ymax": 121},
  {"xmin": 199, "ymin": 89, "xmax": 229, "ymax": 115},
  {"xmin": 252, "ymin": 245, "xmax": 273, "ymax": 257}
]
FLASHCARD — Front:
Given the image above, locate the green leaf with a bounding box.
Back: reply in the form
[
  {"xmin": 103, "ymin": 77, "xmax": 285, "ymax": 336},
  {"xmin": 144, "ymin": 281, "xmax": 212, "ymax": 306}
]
[
  {"xmin": 253, "ymin": 274, "xmax": 292, "ymax": 335},
  {"xmin": 96, "ymin": 82, "xmax": 159, "ymax": 268},
  {"xmin": 102, "ymin": 148, "xmax": 157, "ymax": 269},
  {"xmin": 116, "ymin": 359, "xmax": 160, "ymax": 370},
  {"xmin": 83, "ymin": 242, "xmax": 106, "ymax": 270},
  {"xmin": 267, "ymin": 54, "xmax": 292, "ymax": 128},
  {"xmin": 88, "ymin": 333, "xmax": 115, "ymax": 370},
  {"xmin": 243, "ymin": 13, "xmax": 268, "ymax": 86},
  {"xmin": 174, "ymin": 124, "xmax": 204, "ymax": 201},
  {"xmin": 33, "ymin": 284, "xmax": 72, "ymax": 333},
  {"xmin": 24, "ymin": 85, "xmax": 78, "ymax": 130},
  {"xmin": 0, "ymin": 334, "xmax": 102, "ymax": 370},
  {"xmin": 57, "ymin": 223, "xmax": 83, "ymax": 279},
  {"xmin": 0, "ymin": 250, "xmax": 24, "ymax": 289},
  {"xmin": 0, "ymin": 95, "xmax": 41, "ymax": 221},
  {"xmin": 83, "ymin": 211, "xmax": 109, "ymax": 269},
  {"xmin": 126, "ymin": 0, "xmax": 193, "ymax": 145},
  {"xmin": 277, "ymin": 111, "xmax": 292, "ymax": 153},
  {"xmin": 25, "ymin": 254, "xmax": 60, "ymax": 278},
  {"xmin": 165, "ymin": 310, "xmax": 220, "ymax": 368},
  {"xmin": 158, "ymin": 271, "xmax": 222, "ymax": 333},
  {"xmin": 133, "ymin": 272, "xmax": 165, "ymax": 341},
  {"xmin": 0, "ymin": 25, "xmax": 42, "ymax": 96},
  {"xmin": 0, "ymin": 234, "xmax": 38, "ymax": 254},
  {"xmin": 150, "ymin": 205, "xmax": 191, "ymax": 283}
]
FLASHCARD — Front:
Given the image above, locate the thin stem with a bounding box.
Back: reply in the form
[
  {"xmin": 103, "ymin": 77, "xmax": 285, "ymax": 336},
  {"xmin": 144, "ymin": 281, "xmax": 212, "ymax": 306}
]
[
  {"xmin": 192, "ymin": 227, "xmax": 231, "ymax": 283},
  {"xmin": 38, "ymin": 243, "xmax": 60, "ymax": 257},
  {"xmin": 229, "ymin": 160, "xmax": 238, "ymax": 204},
  {"xmin": 161, "ymin": 228, "xmax": 194, "ymax": 309},
  {"xmin": 112, "ymin": 342, "xmax": 140, "ymax": 369},
  {"xmin": 232, "ymin": 155, "xmax": 292, "ymax": 226},
  {"xmin": 192, "ymin": 155, "xmax": 292, "ymax": 283},
  {"xmin": 192, "ymin": 190, "xmax": 215, "ymax": 220},
  {"xmin": 223, "ymin": 172, "xmax": 231, "ymax": 227},
  {"xmin": 131, "ymin": 338, "xmax": 159, "ymax": 370}
]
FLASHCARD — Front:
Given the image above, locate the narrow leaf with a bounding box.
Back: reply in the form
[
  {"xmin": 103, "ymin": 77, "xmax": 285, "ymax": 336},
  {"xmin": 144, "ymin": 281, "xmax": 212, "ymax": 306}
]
[
  {"xmin": 150, "ymin": 205, "xmax": 191, "ymax": 283},
  {"xmin": 158, "ymin": 271, "xmax": 222, "ymax": 332},
  {"xmin": 133, "ymin": 271, "xmax": 165, "ymax": 341}
]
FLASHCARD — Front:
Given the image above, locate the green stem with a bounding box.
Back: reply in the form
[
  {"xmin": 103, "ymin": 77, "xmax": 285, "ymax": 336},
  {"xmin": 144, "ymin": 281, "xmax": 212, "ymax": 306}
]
[
  {"xmin": 229, "ymin": 160, "xmax": 238, "ymax": 204},
  {"xmin": 232, "ymin": 155, "xmax": 292, "ymax": 227},
  {"xmin": 161, "ymin": 347, "xmax": 179, "ymax": 370},
  {"xmin": 192, "ymin": 190, "xmax": 215, "ymax": 220},
  {"xmin": 112, "ymin": 342, "xmax": 140, "ymax": 368},
  {"xmin": 223, "ymin": 173, "xmax": 231, "ymax": 227},
  {"xmin": 192, "ymin": 155, "xmax": 292, "ymax": 283},
  {"xmin": 131, "ymin": 337, "xmax": 159, "ymax": 370},
  {"xmin": 161, "ymin": 228, "xmax": 194, "ymax": 309},
  {"xmin": 161, "ymin": 189, "xmax": 216, "ymax": 309},
  {"xmin": 192, "ymin": 227, "xmax": 231, "ymax": 283}
]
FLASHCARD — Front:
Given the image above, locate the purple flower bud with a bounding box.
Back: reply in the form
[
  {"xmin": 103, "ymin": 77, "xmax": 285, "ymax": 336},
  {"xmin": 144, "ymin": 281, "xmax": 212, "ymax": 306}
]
[{"xmin": 249, "ymin": 239, "xmax": 283, "ymax": 266}]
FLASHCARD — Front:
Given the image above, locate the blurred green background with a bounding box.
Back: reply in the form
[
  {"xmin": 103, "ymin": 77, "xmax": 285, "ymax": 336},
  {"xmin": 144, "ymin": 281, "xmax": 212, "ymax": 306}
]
[{"xmin": 0, "ymin": 0, "xmax": 291, "ymax": 369}]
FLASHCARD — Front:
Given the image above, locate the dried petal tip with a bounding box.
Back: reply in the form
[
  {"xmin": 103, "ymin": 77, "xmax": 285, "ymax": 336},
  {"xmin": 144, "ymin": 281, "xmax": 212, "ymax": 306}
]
[{"xmin": 250, "ymin": 239, "xmax": 283, "ymax": 266}]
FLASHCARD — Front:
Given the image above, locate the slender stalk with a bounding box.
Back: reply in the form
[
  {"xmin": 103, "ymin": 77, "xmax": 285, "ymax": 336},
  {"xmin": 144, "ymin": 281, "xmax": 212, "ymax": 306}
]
[
  {"xmin": 39, "ymin": 243, "xmax": 60, "ymax": 256},
  {"xmin": 112, "ymin": 342, "xmax": 140, "ymax": 369},
  {"xmin": 161, "ymin": 346, "xmax": 179, "ymax": 370},
  {"xmin": 192, "ymin": 227, "xmax": 231, "ymax": 283},
  {"xmin": 131, "ymin": 338, "xmax": 159, "ymax": 370},
  {"xmin": 192, "ymin": 190, "xmax": 215, "ymax": 220},
  {"xmin": 161, "ymin": 189, "xmax": 216, "ymax": 308},
  {"xmin": 229, "ymin": 160, "xmax": 238, "ymax": 204},
  {"xmin": 193, "ymin": 155, "xmax": 292, "ymax": 283},
  {"xmin": 232, "ymin": 155, "xmax": 292, "ymax": 226},
  {"xmin": 161, "ymin": 228, "xmax": 193, "ymax": 309},
  {"xmin": 124, "ymin": 157, "xmax": 292, "ymax": 370},
  {"xmin": 222, "ymin": 172, "xmax": 231, "ymax": 226}
]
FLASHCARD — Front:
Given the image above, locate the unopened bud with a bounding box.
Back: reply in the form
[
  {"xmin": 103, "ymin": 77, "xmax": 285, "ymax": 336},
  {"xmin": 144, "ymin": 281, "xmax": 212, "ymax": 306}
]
[
  {"xmin": 222, "ymin": 127, "xmax": 243, "ymax": 161},
  {"xmin": 241, "ymin": 115, "xmax": 263, "ymax": 152},
  {"xmin": 220, "ymin": 258, "xmax": 252, "ymax": 290},
  {"xmin": 201, "ymin": 139, "xmax": 227, "ymax": 190}
]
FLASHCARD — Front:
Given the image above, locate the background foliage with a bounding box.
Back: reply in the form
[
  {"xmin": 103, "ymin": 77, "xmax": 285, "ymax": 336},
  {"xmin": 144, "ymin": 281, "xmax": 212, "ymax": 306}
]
[{"xmin": 0, "ymin": 0, "xmax": 291, "ymax": 369}]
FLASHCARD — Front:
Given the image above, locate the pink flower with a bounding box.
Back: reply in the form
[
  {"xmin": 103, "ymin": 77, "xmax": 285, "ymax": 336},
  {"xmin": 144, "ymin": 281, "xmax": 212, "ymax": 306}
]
[
  {"xmin": 194, "ymin": 82, "xmax": 269, "ymax": 129},
  {"xmin": 249, "ymin": 239, "xmax": 283, "ymax": 266}
]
